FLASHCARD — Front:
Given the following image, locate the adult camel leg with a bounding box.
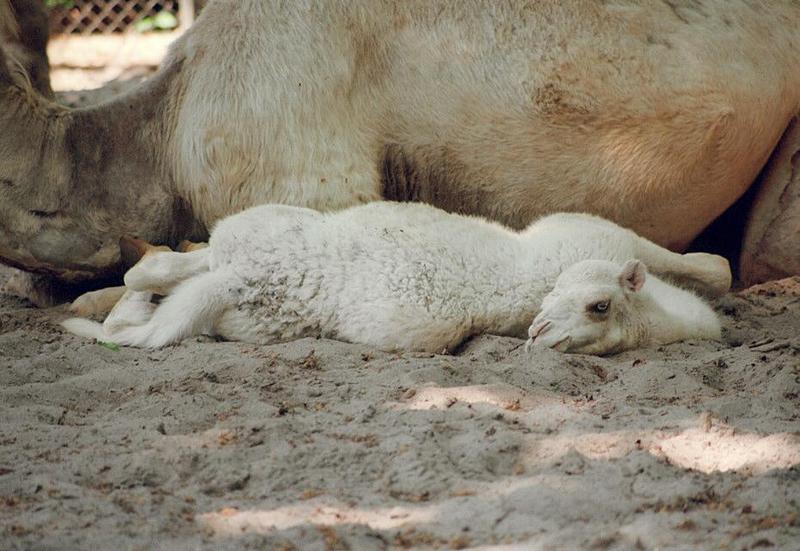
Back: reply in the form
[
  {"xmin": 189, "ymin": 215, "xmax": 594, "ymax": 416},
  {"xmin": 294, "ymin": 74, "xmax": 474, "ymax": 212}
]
[
  {"xmin": 740, "ymin": 117, "xmax": 800, "ymax": 286},
  {"xmin": 1, "ymin": 268, "xmax": 72, "ymax": 307}
]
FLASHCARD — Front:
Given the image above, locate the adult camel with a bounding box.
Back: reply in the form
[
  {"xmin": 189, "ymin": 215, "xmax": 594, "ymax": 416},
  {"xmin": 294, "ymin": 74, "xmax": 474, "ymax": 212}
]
[{"xmin": 0, "ymin": 0, "xmax": 798, "ymax": 291}]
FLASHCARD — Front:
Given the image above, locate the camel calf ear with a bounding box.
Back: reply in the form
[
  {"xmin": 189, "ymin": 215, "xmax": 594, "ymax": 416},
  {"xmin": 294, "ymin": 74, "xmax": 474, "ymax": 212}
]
[{"xmin": 620, "ymin": 259, "xmax": 647, "ymax": 292}]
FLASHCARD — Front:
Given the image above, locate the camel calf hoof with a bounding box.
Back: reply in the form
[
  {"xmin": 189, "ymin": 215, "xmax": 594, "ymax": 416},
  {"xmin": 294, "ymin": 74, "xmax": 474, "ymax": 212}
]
[
  {"xmin": 682, "ymin": 252, "xmax": 732, "ymax": 298},
  {"xmin": 69, "ymin": 286, "xmax": 127, "ymax": 318}
]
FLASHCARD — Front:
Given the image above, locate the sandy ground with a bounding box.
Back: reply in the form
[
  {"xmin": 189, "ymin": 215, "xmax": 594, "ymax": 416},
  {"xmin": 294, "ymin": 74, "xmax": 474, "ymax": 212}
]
[
  {"xmin": 1, "ymin": 272, "xmax": 799, "ymax": 550},
  {"xmin": 1, "ymin": 33, "xmax": 800, "ymax": 551}
]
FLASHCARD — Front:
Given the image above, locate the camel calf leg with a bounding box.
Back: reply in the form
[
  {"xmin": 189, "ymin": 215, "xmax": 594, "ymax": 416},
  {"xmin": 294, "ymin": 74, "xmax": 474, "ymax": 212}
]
[
  {"xmin": 632, "ymin": 244, "xmax": 732, "ymax": 298},
  {"xmin": 63, "ymin": 237, "xmax": 212, "ymax": 343},
  {"xmin": 68, "ymin": 237, "xmax": 171, "ymax": 316},
  {"xmin": 594, "ymin": 218, "xmax": 732, "ymax": 297},
  {"xmin": 68, "ymin": 238, "xmax": 209, "ymax": 317},
  {"xmin": 532, "ymin": 213, "xmax": 732, "ymax": 297},
  {"xmin": 93, "ymin": 269, "xmax": 232, "ymax": 348},
  {"xmin": 124, "ymin": 248, "xmax": 211, "ymax": 293},
  {"xmin": 102, "ymin": 289, "xmax": 156, "ymax": 334}
]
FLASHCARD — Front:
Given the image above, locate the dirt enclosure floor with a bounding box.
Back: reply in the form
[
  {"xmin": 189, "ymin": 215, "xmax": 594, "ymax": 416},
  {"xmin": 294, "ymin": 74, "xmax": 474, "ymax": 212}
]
[
  {"xmin": 1, "ymin": 275, "xmax": 799, "ymax": 550},
  {"xmin": 1, "ymin": 34, "xmax": 800, "ymax": 550}
]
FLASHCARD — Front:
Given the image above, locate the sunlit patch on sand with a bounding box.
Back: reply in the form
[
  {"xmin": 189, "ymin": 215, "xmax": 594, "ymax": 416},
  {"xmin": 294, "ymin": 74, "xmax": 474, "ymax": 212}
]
[
  {"xmin": 392, "ymin": 383, "xmax": 561, "ymax": 411},
  {"xmin": 197, "ymin": 503, "xmax": 436, "ymax": 536},
  {"xmin": 394, "ymin": 385, "xmax": 800, "ymax": 475},
  {"xmin": 657, "ymin": 428, "xmax": 800, "ymax": 474},
  {"xmin": 523, "ymin": 415, "xmax": 800, "ymax": 474}
]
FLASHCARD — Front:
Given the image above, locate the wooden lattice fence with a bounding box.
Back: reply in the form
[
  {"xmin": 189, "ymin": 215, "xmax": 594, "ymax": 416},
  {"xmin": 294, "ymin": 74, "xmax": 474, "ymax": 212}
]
[{"xmin": 49, "ymin": 0, "xmax": 195, "ymax": 34}]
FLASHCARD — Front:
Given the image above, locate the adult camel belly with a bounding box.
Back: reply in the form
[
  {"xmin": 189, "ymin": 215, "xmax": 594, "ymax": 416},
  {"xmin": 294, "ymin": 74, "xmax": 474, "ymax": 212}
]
[{"xmin": 373, "ymin": 1, "xmax": 800, "ymax": 252}]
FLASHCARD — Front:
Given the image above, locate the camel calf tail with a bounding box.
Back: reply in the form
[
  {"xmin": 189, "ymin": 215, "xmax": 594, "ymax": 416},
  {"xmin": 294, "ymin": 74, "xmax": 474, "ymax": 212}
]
[{"xmin": 61, "ymin": 318, "xmax": 109, "ymax": 342}]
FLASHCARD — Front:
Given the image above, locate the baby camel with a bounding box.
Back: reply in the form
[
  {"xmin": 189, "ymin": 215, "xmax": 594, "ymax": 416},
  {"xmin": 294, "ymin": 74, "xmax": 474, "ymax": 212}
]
[{"xmin": 62, "ymin": 203, "xmax": 727, "ymax": 355}]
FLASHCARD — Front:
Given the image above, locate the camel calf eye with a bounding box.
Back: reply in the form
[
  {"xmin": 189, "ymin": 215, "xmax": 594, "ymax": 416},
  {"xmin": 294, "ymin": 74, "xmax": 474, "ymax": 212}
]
[
  {"xmin": 1, "ymin": 178, "xmax": 12, "ymax": 188},
  {"xmin": 589, "ymin": 300, "xmax": 610, "ymax": 314}
]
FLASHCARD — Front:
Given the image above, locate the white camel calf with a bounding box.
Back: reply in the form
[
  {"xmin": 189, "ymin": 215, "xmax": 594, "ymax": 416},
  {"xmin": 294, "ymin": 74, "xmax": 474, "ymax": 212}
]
[{"xmin": 62, "ymin": 203, "xmax": 726, "ymax": 355}]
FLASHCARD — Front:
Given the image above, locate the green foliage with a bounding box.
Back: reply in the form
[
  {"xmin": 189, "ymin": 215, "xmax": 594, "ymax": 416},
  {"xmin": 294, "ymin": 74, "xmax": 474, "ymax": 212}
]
[
  {"xmin": 44, "ymin": 1, "xmax": 178, "ymax": 33},
  {"xmin": 134, "ymin": 11, "xmax": 178, "ymax": 33},
  {"xmin": 97, "ymin": 341, "xmax": 120, "ymax": 352}
]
